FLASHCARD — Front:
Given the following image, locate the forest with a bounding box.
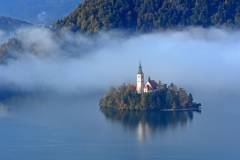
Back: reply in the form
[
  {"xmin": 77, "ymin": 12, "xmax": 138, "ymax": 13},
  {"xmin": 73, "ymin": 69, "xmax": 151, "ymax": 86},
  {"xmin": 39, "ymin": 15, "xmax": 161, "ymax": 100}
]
[
  {"xmin": 99, "ymin": 82, "xmax": 201, "ymax": 111},
  {"xmin": 1, "ymin": 0, "xmax": 240, "ymax": 62},
  {"xmin": 53, "ymin": 0, "xmax": 240, "ymax": 35},
  {"xmin": 0, "ymin": 38, "xmax": 23, "ymax": 63}
]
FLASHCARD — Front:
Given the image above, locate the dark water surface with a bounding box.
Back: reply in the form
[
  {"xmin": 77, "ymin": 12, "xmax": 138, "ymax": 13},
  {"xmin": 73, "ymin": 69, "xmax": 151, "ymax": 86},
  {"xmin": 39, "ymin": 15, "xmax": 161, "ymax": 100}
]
[{"xmin": 0, "ymin": 93, "xmax": 240, "ymax": 160}]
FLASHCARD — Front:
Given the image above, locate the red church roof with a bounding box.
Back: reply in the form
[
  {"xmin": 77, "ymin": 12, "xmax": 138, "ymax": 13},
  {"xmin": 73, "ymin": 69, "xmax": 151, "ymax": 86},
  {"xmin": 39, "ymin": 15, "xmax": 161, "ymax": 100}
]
[
  {"xmin": 144, "ymin": 85, "xmax": 150, "ymax": 89},
  {"xmin": 149, "ymin": 80, "xmax": 158, "ymax": 88}
]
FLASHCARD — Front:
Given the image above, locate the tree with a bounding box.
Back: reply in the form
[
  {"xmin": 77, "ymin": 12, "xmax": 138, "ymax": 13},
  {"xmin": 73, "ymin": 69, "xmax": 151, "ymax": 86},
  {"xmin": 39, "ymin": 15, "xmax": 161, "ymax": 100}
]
[
  {"xmin": 157, "ymin": 80, "xmax": 163, "ymax": 90},
  {"xmin": 235, "ymin": 6, "xmax": 240, "ymax": 26},
  {"xmin": 172, "ymin": 100, "xmax": 177, "ymax": 109},
  {"xmin": 141, "ymin": 93, "xmax": 148, "ymax": 110},
  {"xmin": 188, "ymin": 93, "xmax": 193, "ymax": 108},
  {"xmin": 170, "ymin": 83, "xmax": 178, "ymax": 93},
  {"xmin": 156, "ymin": 96, "xmax": 161, "ymax": 109},
  {"xmin": 129, "ymin": 101, "xmax": 135, "ymax": 110},
  {"xmin": 166, "ymin": 87, "xmax": 174, "ymax": 108},
  {"xmin": 178, "ymin": 88, "xmax": 188, "ymax": 108}
]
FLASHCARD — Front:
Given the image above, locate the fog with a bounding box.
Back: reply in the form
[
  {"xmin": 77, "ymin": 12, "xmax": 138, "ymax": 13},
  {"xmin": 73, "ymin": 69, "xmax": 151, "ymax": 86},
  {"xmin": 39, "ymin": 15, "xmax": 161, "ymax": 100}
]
[
  {"xmin": 1, "ymin": 27, "xmax": 240, "ymax": 160},
  {"xmin": 1, "ymin": 27, "xmax": 240, "ymax": 102},
  {"xmin": 37, "ymin": 11, "xmax": 47, "ymax": 24},
  {"xmin": 0, "ymin": 30, "xmax": 14, "ymax": 44}
]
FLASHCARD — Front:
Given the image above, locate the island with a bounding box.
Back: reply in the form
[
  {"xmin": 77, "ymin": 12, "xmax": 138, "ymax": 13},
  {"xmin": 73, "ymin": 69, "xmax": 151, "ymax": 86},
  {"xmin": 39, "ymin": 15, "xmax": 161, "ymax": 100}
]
[{"xmin": 99, "ymin": 63, "xmax": 201, "ymax": 111}]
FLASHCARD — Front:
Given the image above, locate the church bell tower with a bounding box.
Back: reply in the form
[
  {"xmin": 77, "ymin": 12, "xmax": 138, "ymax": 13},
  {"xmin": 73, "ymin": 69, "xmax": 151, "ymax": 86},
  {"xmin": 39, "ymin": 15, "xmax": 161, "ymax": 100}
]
[{"xmin": 137, "ymin": 62, "xmax": 144, "ymax": 94}]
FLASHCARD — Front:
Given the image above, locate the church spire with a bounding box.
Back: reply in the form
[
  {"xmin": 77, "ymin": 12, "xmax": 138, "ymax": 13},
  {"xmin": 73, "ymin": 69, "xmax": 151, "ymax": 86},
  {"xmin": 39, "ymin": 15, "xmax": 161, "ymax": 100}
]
[
  {"xmin": 148, "ymin": 76, "xmax": 151, "ymax": 82},
  {"xmin": 138, "ymin": 61, "xmax": 143, "ymax": 74},
  {"xmin": 137, "ymin": 62, "xmax": 144, "ymax": 94}
]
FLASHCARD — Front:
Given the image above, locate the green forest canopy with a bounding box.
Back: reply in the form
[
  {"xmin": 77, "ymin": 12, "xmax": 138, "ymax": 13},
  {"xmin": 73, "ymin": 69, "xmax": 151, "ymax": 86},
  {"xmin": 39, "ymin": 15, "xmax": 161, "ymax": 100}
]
[{"xmin": 53, "ymin": 0, "xmax": 240, "ymax": 35}]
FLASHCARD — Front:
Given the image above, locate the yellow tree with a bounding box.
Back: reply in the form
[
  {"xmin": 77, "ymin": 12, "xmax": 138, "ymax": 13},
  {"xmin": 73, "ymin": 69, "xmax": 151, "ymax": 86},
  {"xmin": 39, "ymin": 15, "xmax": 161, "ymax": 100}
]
[
  {"xmin": 172, "ymin": 100, "xmax": 177, "ymax": 110},
  {"xmin": 178, "ymin": 88, "xmax": 188, "ymax": 108}
]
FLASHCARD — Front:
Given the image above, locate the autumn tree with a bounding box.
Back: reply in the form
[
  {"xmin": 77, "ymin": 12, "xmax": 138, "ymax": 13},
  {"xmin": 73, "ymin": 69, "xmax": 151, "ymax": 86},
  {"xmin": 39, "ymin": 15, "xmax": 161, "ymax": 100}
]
[{"xmin": 178, "ymin": 88, "xmax": 188, "ymax": 108}]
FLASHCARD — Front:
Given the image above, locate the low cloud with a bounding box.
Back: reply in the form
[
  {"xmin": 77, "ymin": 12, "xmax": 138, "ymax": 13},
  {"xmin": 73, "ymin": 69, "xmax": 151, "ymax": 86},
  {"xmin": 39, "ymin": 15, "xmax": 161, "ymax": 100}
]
[
  {"xmin": 0, "ymin": 30, "xmax": 14, "ymax": 44},
  {"xmin": 1, "ymin": 27, "xmax": 240, "ymax": 102},
  {"xmin": 37, "ymin": 11, "xmax": 47, "ymax": 24}
]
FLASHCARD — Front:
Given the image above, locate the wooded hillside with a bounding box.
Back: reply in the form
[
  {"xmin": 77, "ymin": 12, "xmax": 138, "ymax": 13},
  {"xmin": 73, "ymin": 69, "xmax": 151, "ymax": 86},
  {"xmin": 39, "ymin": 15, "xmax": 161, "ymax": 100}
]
[{"xmin": 53, "ymin": 0, "xmax": 240, "ymax": 34}]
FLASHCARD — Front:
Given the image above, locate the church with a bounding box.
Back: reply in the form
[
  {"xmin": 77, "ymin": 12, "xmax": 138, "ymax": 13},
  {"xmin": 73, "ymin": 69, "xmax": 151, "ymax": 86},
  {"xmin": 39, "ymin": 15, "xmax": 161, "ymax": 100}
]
[{"xmin": 136, "ymin": 63, "xmax": 158, "ymax": 94}]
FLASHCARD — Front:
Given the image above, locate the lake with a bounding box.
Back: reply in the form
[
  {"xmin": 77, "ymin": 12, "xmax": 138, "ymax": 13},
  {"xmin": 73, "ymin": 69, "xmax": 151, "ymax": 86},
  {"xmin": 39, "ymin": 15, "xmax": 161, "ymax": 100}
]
[{"xmin": 0, "ymin": 92, "xmax": 240, "ymax": 160}]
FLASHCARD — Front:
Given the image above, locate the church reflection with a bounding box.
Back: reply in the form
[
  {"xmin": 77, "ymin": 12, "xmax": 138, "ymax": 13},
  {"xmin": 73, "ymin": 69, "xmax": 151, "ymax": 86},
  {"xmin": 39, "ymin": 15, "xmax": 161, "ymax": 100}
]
[
  {"xmin": 100, "ymin": 108, "xmax": 201, "ymax": 142},
  {"xmin": 0, "ymin": 103, "xmax": 10, "ymax": 117}
]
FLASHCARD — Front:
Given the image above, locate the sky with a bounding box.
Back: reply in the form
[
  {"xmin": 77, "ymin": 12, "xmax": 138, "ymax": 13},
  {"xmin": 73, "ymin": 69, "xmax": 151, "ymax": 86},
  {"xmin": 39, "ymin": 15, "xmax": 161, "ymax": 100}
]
[
  {"xmin": 0, "ymin": 0, "xmax": 82, "ymax": 25},
  {"xmin": 0, "ymin": 27, "xmax": 240, "ymax": 102}
]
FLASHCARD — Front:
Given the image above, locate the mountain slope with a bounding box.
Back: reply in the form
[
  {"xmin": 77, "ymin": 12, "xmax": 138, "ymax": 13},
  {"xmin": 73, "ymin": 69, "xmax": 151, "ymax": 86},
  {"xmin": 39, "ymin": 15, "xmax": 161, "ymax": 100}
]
[
  {"xmin": 52, "ymin": 0, "xmax": 240, "ymax": 34},
  {"xmin": 0, "ymin": 16, "xmax": 31, "ymax": 32},
  {"xmin": 0, "ymin": 0, "xmax": 82, "ymax": 25}
]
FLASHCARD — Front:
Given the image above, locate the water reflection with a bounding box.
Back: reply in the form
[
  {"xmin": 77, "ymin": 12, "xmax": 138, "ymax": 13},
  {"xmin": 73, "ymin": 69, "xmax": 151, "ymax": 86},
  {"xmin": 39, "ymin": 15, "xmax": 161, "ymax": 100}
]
[
  {"xmin": 0, "ymin": 103, "xmax": 9, "ymax": 117},
  {"xmin": 100, "ymin": 108, "xmax": 201, "ymax": 142}
]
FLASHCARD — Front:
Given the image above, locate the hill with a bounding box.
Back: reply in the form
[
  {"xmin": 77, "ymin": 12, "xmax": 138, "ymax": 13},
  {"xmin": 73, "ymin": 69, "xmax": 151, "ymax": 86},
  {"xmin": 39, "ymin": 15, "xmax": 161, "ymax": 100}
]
[
  {"xmin": 0, "ymin": 16, "xmax": 31, "ymax": 32},
  {"xmin": 0, "ymin": 0, "xmax": 82, "ymax": 25},
  {"xmin": 1, "ymin": 0, "xmax": 240, "ymax": 62},
  {"xmin": 52, "ymin": 0, "xmax": 240, "ymax": 34}
]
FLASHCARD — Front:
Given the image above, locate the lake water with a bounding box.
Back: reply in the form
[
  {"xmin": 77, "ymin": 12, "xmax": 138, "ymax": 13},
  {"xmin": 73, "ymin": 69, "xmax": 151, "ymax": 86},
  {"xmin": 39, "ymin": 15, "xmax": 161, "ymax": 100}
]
[{"xmin": 0, "ymin": 92, "xmax": 240, "ymax": 160}]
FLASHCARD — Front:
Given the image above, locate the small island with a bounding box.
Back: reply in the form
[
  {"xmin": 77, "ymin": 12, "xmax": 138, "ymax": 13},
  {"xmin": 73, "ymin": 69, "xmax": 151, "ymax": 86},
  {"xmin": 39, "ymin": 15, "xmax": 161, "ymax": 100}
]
[{"xmin": 99, "ymin": 63, "xmax": 201, "ymax": 111}]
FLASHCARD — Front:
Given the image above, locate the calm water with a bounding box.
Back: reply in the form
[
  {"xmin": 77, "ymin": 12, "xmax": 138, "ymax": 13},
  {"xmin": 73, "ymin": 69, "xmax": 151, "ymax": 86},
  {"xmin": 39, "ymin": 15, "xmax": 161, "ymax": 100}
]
[{"xmin": 0, "ymin": 93, "xmax": 240, "ymax": 160}]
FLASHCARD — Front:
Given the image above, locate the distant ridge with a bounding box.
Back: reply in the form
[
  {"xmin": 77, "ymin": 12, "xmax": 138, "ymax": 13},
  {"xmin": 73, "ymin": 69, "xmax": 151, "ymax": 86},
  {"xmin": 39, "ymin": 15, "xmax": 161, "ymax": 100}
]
[
  {"xmin": 0, "ymin": 0, "xmax": 82, "ymax": 25},
  {"xmin": 52, "ymin": 0, "xmax": 240, "ymax": 35},
  {"xmin": 0, "ymin": 16, "xmax": 31, "ymax": 32}
]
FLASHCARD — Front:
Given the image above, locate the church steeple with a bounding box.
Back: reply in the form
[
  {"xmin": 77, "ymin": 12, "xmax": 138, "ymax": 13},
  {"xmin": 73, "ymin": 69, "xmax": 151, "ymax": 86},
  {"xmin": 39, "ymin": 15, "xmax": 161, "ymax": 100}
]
[
  {"xmin": 136, "ymin": 62, "xmax": 144, "ymax": 94},
  {"xmin": 148, "ymin": 76, "xmax": 151, "ymax": 82},
  {"xmin": 138, "ymin": 62, "xmax": 143, "ymax": 74}
]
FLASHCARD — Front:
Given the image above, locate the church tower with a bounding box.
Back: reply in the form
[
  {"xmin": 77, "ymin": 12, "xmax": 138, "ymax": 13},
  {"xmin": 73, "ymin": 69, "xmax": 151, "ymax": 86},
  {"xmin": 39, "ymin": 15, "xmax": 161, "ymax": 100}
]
[{"xmin": 137, "ymin": 62, "xmax": 144, "ymax": 94}]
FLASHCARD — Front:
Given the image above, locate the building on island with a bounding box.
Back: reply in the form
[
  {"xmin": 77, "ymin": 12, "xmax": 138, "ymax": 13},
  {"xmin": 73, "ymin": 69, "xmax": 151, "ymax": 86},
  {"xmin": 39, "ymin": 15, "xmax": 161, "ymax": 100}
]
[
  {"xmin": 136, "ymin": 62, "xmax": 144, "ymax": 94},
  {"xmin": 136, "ymin": 63, "xmax": 158, "ymax": 94},
  {"xmin": 144, "ymin": 77, "xmax": 158, "ymax": 93}
]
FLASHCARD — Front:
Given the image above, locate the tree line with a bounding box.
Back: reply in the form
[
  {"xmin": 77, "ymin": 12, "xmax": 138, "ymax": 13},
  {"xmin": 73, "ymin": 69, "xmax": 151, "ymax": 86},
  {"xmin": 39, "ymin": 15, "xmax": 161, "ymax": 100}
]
[
  {"xmin": 53, "ymin": 0, "xmax": 240, "ymax": 35},
  {"xmin": 99, "ymin": 81, "xmax": 201, "ymax": 110}
]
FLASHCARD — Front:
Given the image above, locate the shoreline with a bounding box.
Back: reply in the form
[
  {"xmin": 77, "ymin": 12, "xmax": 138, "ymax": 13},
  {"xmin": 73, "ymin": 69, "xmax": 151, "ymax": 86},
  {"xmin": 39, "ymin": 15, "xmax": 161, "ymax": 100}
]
[
  {"xmin": 100, "ymin": 106, "xmax": 202, "ymax": 112},
  {"xmin": 160, "ymin": 108, "xmax": 202, "ymax": 111}
]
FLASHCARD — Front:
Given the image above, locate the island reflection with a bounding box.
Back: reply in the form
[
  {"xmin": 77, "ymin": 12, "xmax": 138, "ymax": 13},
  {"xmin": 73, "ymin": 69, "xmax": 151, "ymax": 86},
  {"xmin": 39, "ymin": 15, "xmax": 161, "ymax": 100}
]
[{"xmin": 100, "ymin": 108, "xmax": 201, "ymax": 142}]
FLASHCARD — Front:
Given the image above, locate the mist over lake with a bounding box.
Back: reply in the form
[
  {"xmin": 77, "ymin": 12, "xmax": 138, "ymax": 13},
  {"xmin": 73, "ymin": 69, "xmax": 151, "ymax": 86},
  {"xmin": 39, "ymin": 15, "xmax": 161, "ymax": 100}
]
[{"xmin": 0, "ymin": 27, "xmax": 240, "ymax": 159}]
